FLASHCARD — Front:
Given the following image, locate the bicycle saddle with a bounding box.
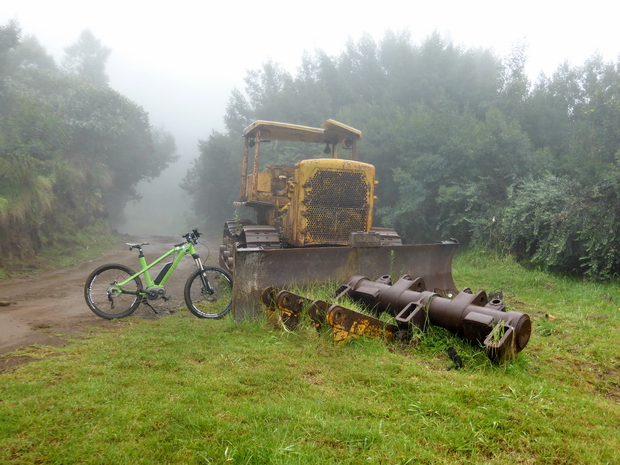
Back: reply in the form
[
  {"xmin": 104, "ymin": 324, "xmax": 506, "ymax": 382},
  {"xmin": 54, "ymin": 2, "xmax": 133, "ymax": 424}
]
[{"xmin": 126, "ymin": 242, "xmax": 150, "ymax": 250}]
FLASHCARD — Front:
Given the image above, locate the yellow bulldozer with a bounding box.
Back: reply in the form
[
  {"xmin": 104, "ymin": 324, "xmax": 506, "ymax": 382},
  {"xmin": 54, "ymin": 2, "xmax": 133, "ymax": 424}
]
[{"xmin": 220, "ymin": 119, "xmax": 459, "ymax": 319}]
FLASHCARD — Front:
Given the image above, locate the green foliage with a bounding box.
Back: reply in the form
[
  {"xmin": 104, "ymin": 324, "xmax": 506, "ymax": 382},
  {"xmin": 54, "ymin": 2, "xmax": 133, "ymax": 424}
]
[
  {"xmin": 499, "ymin": 173, "xmax": 620, "ymax": 280},
  {"xmin": 502, "ymin": 175, "xmax": 581, "ymax": 269},
  {"xmin": 0, "ymin": 219, "xmax": 115, "ymax": 277},
  {"xmin": 0, "ymin": 20, "xmax": 178, "ymax": 263},
  {"xmin": 186, "ymin": 31, "xmax": 505, "ymax": 229},
  {"xmin": 61, "ymin": 29, "xmax": 111, "ymax": 85},
  {"xmin": 6, "ymin": 35, "xmax": 57, "ymax": 72},
  {"xmin": 182, "ymin": 132, "xmax": 240, "ymax": 225},
  {"xmin": 0, "ymin": 153, "xmax": 54, "ymax": 222},
  {"xmin": 1, "ymin": 97, "xmax": 69, "ymax": 160},
  {"xmin": 363, "ymin": 102, "xmax": 531, "ymax": 244},
  {"xmin": 183, "ymin": 28, "xmax": 620, "ymax": 280},
  {"xmin": 0, "ymin": 20, "xmax": 20, "ymax": 77}
]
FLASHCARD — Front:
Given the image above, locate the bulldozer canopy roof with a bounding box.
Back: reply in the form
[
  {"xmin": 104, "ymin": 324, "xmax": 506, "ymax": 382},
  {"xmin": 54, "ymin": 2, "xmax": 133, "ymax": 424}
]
[{"xmin": 243, "ymin": 119, "xmax": 361, "ymax": 145}]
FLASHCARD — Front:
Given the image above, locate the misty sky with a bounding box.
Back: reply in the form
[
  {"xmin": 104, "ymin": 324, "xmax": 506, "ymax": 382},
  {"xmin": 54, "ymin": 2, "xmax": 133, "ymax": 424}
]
[
  {"xmin": 3, "ymin": 0, "xmax": 620, "ymax": 234},
  {"xmin": 4, "ymin": 0, "xmax": 620, "ymax": 161}
]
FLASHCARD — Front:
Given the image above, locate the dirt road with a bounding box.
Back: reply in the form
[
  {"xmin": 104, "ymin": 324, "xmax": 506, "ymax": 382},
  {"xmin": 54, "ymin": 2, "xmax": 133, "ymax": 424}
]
[{"xmin": 0, "ymin": 234, "xmax": 220, "ymax": 370}]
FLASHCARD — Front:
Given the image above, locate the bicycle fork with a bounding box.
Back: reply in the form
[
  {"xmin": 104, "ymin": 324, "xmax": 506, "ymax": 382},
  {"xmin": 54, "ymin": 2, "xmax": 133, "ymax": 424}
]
[{"xmin": 193, "ymin": 254, "xmax": 214, "ymax": 295}]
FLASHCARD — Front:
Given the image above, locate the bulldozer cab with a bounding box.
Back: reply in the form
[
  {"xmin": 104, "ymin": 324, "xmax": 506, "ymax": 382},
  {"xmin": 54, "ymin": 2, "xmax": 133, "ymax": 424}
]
[
  {"xmin": 236, "ymin": 120, "xmax": 373, "ymax": 247},
  {"xmin": 238, "ymin": 119, "xmax": 363, "ymax": 203}
]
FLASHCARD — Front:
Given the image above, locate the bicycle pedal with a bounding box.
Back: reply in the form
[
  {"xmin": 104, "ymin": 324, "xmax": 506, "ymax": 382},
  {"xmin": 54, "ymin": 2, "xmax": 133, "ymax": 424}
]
[{"xmin": 162, "ymin": 295, "xmax": 171, "ymax": 301}]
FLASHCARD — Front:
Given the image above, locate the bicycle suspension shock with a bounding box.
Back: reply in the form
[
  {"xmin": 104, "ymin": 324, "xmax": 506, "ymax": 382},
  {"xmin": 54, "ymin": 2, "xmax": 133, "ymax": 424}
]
[{"xmin": 193, "ymin": 254, "xmax": 214, "ymax": 294}]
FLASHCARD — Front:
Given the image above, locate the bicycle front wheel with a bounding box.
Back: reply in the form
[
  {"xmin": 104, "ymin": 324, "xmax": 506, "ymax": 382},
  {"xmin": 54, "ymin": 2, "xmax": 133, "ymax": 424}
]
[
  {"xmin": 84, "ymin": 264, "xmax": 143, "ymax": 319},
  {"xmin": 184, "ymin": 266, "xmax": 233, "ymax": 319}
]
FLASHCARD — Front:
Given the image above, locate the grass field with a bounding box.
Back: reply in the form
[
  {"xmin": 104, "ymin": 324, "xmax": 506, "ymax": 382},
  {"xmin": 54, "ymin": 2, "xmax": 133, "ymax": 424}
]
[{"xmin": 1, "ymin": 249, "xmax": 619, "ymax": 464}]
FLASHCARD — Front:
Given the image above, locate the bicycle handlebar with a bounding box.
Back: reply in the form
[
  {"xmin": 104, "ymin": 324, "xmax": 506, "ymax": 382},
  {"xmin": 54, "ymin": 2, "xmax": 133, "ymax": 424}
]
[
  {"xmin": 129, "ymin": 230, "xmax": 202, "ymax": 250},
  {"xmin": 177, "ymin": 228, "xmax": 201, "ymax": 247}
]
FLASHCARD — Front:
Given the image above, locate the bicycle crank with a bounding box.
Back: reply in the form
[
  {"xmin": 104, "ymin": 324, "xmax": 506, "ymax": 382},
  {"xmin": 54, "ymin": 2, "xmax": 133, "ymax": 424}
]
[{"xmin": 145, "ymin": 286, "xmax": 166, "ymax": 300}]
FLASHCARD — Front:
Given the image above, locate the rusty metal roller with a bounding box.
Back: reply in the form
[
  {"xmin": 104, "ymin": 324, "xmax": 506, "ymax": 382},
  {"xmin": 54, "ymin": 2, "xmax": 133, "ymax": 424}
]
[{"xmin": 336, "ymin": 275, "xmax": 531, "ymax": 361}]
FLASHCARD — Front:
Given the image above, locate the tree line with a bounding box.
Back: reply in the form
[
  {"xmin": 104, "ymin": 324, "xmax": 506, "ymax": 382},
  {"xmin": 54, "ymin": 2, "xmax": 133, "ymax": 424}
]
[
  {"xmin": 185, "ymin": 31, "xmax": 620, "ymax": 280},
  {"xmin": 0, "ymin": 21, "xmax": 178, "ymax": 262}
]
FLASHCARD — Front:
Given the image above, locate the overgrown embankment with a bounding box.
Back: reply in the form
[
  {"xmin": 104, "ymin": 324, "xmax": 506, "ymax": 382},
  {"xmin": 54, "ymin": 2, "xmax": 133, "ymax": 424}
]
[{"xmin": 0, "ymin": 21, "xmax": 177, "ymax": 266}]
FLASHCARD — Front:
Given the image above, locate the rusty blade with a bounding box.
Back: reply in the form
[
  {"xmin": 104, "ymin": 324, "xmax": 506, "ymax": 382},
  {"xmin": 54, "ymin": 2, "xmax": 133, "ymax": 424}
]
[
  {"xmin": 326, "ymin": 305, "xmax": 398, "ymax": 344},
  {"xmin": 232, "ymin": 242, "xmax": 458, "ymax": 319}
]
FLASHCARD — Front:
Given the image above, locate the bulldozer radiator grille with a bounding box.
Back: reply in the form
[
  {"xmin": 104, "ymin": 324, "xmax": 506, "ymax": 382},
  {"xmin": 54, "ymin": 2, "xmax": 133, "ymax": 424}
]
[{"xmin": 305, "ymin": 170, "xmax": 369, "ymax": 243}]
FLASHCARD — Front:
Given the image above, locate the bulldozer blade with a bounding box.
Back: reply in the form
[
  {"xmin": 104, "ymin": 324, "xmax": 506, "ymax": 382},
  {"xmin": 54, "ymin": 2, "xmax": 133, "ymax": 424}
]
[{"xmin": 232, "ymin": 241, "xmax": 458, "ymax": 320}]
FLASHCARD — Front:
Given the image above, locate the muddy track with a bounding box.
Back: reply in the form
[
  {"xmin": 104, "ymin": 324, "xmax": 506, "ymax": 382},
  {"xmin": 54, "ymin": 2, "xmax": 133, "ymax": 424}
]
[{"xmin": 0, "ymin": 234, "xmax": 221, "ymax": 372}]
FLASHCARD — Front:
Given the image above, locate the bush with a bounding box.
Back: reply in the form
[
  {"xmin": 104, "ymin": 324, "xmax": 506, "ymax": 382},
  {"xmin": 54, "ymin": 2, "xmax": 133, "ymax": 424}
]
[{"xmin": 498, "ymin": 174, "xmax": 620, "ymax": 280}]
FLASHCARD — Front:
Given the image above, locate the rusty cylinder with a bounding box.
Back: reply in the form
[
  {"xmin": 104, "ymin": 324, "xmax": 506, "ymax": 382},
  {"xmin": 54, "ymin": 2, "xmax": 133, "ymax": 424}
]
[{"xmin": 338, "ymin": 275, "xmax": 531, "ymax": 360}]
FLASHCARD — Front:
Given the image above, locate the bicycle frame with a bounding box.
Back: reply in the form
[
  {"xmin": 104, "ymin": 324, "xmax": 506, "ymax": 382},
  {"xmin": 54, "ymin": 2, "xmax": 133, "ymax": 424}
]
[{"xmin": 117, "ymin": 241, "xmax": 205, "ymax": 294}]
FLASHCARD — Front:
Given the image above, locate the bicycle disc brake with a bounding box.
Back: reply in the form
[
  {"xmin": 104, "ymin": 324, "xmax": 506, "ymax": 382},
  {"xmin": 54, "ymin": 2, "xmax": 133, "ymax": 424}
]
[{"xmin": 106, "ymin": 285, "xmax": 123, "ymax": 308}]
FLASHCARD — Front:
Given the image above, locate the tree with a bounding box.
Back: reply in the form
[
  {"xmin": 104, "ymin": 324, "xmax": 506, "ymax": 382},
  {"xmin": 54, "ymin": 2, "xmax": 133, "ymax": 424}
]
[
  {"xmin": 498, "ymin": 41, "xmax": 530, "ymax": 115},
  {"xmin": 182, "ymin": 30, "xmax": 620, "ymax": 279},
  {"xmin": 0, "ymin": 22, "xmax": 179, "ymax": 261},
  {"xmin": 7, "ymin": 35, "xmax": 57, "ymax": 71},
  {"xmin": 497, "ymin": 172, "xmax": 620, "ymax": 279},
  {"xmin": 62, "ymin": 29, "xmax": 111, "ymax": 85},
  {"xmin": 0, "ymin": 98, "xmax": 64, "ymax": 259},
  {"xmin": 182, "ymin": 132, "xmax": 239, "ymax": 224},
  {"xmin": 338, "ymin": 33, "xmax": 387, "ymax": 104},
  {"xmin": 185, "ymin": 32, "xmax": 506, "ymax": 239},
  {"xmin": 224, "ymin": 88, "xmax": 253, "ymax": 136},
  {"xmin": 0, "ymin": 19, "xmax": 20, "ymax": 63},
  {"xmin": 0, "ymin": 20, "xmax": 21, "ymax": 112},
  {"xmin": 565, "ymin": 55, "xmax": 620, "ymax": 179}
]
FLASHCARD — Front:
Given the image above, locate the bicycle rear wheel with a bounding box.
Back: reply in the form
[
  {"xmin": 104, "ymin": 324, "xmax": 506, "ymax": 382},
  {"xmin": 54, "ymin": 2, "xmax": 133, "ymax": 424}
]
[
  {"xmin": 184, "ymin": 266, "xmax": 233, "ymax": 319},
  {"xmin": 84, "ymin": 264, "xmax": 143, "ymax": 319}
]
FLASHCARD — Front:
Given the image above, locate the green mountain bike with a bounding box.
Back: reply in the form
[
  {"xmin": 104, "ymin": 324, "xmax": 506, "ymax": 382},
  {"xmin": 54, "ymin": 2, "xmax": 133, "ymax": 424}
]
[{"xmin": 84, "ymin": 229, "xmax": 233, "ymax": 319}]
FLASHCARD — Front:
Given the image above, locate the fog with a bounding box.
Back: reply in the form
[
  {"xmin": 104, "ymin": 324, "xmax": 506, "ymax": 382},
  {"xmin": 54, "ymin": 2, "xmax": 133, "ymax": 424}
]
[
  {"xmin": 4, "ymin": 0, "xmax": 620, "ymax": 238},
  {"xmin": 106, "ymin": 63, "xmax": 233, "ymax": 236}
]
